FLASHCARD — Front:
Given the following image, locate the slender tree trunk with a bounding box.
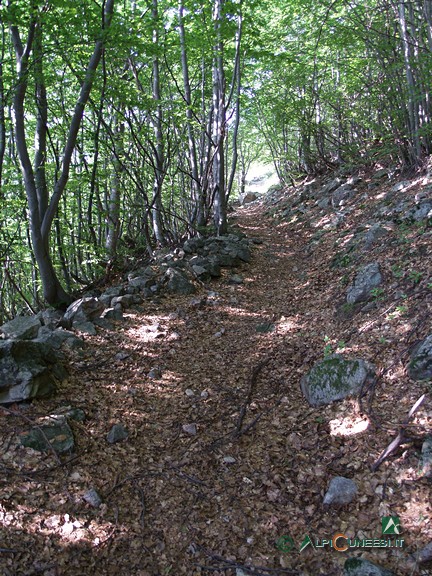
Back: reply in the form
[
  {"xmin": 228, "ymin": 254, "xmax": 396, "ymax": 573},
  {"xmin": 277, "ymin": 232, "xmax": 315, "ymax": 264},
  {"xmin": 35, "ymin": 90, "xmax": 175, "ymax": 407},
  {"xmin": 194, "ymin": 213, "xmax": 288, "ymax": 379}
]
[
  {"xmin": 212, "ymin": 0, "xmax": 227, "ymax": 235},
  {"xmin": 9, "ymin": 0, "xmax": 116, "ymax": 306}
]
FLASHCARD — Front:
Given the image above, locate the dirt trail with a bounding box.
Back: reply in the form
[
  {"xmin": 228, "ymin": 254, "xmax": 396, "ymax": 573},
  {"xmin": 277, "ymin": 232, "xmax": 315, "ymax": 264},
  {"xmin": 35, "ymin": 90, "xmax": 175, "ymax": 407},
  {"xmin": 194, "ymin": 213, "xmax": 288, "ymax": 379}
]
[{"xmin": 1, "ymin": 196, "xmax": 431, "ymax": 576}]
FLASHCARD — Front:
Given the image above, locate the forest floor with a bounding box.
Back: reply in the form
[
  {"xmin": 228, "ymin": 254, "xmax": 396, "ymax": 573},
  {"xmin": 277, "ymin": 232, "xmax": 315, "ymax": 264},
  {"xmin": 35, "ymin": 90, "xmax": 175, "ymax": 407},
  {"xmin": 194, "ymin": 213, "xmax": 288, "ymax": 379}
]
[{"xmin": 1, "ymin": 171, "xmax": 432, "ymax": 576}]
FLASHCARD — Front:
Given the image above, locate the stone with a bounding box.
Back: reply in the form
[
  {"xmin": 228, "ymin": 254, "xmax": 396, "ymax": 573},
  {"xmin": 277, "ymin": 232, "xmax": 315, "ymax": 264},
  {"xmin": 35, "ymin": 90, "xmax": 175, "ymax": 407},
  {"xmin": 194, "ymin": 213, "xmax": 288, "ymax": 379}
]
[
  {"xmin": 256, "ymin": 321, "xmax": 275, "ymax": 333},
  {"xmin": 101, "ymin": 307, "xmax": 123, "ymax": 321},
  {"xmin": 182, "ymin": 423, "xmax": 197, "ymax": 435},
  {"xmin": 419, "ymin": 436, "xmax": 432, "ymax": 478},
  {"xmin": 347, "ymin": 262, "xmax": 382, "ymax": 304},
  {"xmin": 0, "ymin": 340, "xmax": 67, "ymax": 404},
  {"xmin": 0, "ymin": 316, "xmax": 41, "ymax": 340},
  {"xmin": 241, "ymin": 192, "xmax": 258, "ymax": 205},
  {"xmin": 148, "ymin": 367, "xmax": 162, "ymax": 379},
  {"xmin": 323, "ymin": 476, "xmax": 357, "ymax": 505},
  {"xmin": 317, "ymin": 197, "xmax": 330, "ymax": 209},
  {"xmin": 64, "ymin": 297, "xmax": 104, "ymax": 324},
  {"xmin": 411, "ymin": 542, "xmax": 432, "ymax": 564},
  {"xmin": 372, "ymin": 168, "xmax": 389, "ymax": 180},
  {"xmin": 36, "ymin": 327, "xmax": 84, "ymax": 350},
  {"xmin": 301, "ymin": 354, "xmax": 375, "ymax": 406},
  {"xmin": 403, "ymin": 199, "xmax": 432, "ymax": 222},
  {"xmin": 320, "ymin": 177, "xmax": 342, "ymax": 195},
  {"xmin": 103, "ymin": 285, "xmax": 125, "ymax": 297},
  {"xmin": 111, "ymin": 294, "xmax": 136, "ymax": 308},
  {"xmin": 37, "ymin": 309, "xmax": 63, "ymax": 329},
  {"xmin": 164, "ymin": 267, "xmax": 196, "ymax": 295},
  {"xmin": 83, "ymin": 488, "xmax": 102, "ymax": 508},
  {"xmin": 20, "ymin": 414, "xmax": 74, "ymax": 454},
  {"xmin": 107, "ymin": 423, "xmax": 129, "ymax": 444},
  {"xmin": 391, "ymin": 180, "xmax": 411, "ymax": 192},
  {"xmin": 362, "ymin": 223, "xmax": 388, "ymax": 249},
  {"xmin": 344, "ymin": 558, "xmax": 394, "ymax": 576},
  {"xmin": 408, "ymin": 334, "xmax": 432, "ymax": 380},
  {"xmin": 72, "ymin": 321, "xmax": 97, "ymax": 335},
  {"xmin": 228, "ymin": 274, "xmax": 243, "ymax": 285},
  {"xmin": 332, "ymin": 185, "xmax": 356, "ymax": 207}
]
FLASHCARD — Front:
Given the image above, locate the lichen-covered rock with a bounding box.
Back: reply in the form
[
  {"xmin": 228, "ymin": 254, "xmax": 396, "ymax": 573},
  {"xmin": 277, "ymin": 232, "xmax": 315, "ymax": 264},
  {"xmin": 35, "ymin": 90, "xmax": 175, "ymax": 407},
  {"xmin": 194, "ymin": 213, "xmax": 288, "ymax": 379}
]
[
  {"xmin": 20, "ymin": 414, "xmax": 74, "ymax": 454},
  {"xmin": 408, "ymin": 334, "xmax": 432, "ymax": 380},
  {"xmin": 301, "ymin": 355, "xmax": 375, "ymax": 406},
  {"xmin": 347, "ymin": 262, "xmax": 382, "ymax": 304},
  {"xmin": 344, "ymin": 558, "xmax": 393, "ymax": 576},
  {"xmin": 0, "ymin": 340, "xmax": 67, "ymax": 404},
  {"xmin": 0, "ymin": 316, "xmax": 41, "ymax": 340}
]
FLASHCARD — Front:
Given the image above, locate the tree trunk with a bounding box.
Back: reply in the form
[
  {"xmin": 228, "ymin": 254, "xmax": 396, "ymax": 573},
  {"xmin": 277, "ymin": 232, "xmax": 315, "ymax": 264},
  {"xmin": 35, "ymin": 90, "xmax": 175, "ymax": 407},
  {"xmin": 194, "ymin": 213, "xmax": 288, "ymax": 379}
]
[{"xmin": 9, "ymin": 0, "xmax": 116, "ymax": 306}]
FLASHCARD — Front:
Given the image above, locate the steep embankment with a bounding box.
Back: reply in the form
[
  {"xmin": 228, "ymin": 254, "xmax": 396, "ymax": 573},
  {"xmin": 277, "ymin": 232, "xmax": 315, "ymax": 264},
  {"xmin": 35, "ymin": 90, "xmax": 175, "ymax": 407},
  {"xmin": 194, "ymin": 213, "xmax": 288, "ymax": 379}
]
[{"xmin": 1, "ymin": 167, "xmax": 431, "ymax": 576}]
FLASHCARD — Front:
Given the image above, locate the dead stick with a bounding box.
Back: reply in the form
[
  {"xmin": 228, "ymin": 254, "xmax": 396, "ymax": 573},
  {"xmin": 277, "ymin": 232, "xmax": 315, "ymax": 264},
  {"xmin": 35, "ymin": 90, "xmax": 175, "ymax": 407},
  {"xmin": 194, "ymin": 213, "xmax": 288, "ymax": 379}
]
[
  {"xmin": 371, "ymin": 394, "xmax": 427, "ymax": 471},
  {"xmin": 234, "ymin": 357, "xmax": 271, "ymax": 437}
]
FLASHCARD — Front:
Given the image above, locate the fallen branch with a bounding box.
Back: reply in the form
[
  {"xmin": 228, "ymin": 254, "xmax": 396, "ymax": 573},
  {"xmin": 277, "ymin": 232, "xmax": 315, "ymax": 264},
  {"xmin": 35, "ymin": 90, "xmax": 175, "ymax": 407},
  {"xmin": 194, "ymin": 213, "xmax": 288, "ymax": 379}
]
[
  {"xmin": 371, "ymin": 394, "xmax": 427, "ymax": 472},
  {"xmin": 234, "ymin": 357, "xmax": 271, "ymax": 437}
]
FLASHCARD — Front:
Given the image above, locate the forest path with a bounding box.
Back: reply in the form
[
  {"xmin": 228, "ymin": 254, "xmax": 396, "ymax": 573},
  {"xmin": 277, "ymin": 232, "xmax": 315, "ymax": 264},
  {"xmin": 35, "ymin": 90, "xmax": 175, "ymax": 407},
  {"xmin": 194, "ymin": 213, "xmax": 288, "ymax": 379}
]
[{"xmin": 4, "ymin": 191, "xmax": 429, "ymax": 576}]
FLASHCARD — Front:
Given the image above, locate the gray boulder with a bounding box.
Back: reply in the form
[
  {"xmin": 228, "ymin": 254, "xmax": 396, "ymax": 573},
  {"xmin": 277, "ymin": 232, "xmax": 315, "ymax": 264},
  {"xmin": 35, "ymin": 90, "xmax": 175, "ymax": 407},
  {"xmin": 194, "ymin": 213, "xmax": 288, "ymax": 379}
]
[
  {"xmin": 362, "ymin": 223, "xmax": 389, "ymax": 249},
  {"xmin": 301, "ymin": 355, "xmax": 375, "ymax": 406},
  {"xmin": 0, "ymin": 340, "xmax": 67, "ymax": 404},
  {"xmin": 0, "ymin": 316, "xmax": 41, "ymax": 340},
  {"xmin": 403, "ymin": 199, "xmax": 432, "ymax": 222},
  {"xmin": 241, "ymin": 192, "xmax": 258, "ymax": 205},
  {"xmin": 408, "ymin": 334, "xmax": 432, "ymax": 380},
  {"xmin": 323, "ymin": 476, "xmax": 357, "ymax": 505},
  {"xmin": 64, "ymin": 297, "xmax": 104, "ymax": 323},
  {"xmin": 344, "ymin": 558, "xmax": 393, "ymax": 576},
  {"xmin": 20, "ymin": 414, "xmax": 74, "ymax": 454},
  {"xmin": 36, "ymin": 327, "xmax": 84, "ymax": 350},
  {"xmin": 321, "ymin": 177, "xmax": 342, "ymax": 195},
  {"xmin": 164, "ymin": 267, "xmax": 196, "ymax": 295},
  {"xmin": 332, "ymin": 184, "xmax": 356, "ymax": 207},
  {"xmin": 347, "ymin": 262, "xmax": 382, "ymax": 304}
]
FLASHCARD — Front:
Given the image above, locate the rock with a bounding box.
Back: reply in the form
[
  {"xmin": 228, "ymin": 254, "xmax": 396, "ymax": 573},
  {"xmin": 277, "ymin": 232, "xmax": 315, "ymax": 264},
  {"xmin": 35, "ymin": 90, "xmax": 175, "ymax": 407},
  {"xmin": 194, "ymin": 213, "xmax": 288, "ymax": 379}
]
[
  {"xmin": 72, "ymin": 321, "xmax": 97, "ymax": 335},
  {"xmin": 107, "ymin": 423, "xmax": 129, "ymax": 444},
  {"xmin": 403, "ymin": 199, "xmax": 432, "ymax": 222},
  {"xmin": 317, "ymin": 197, "xmax": 330, "ymax": 209},
  {"xmin": 256, "ymin": 321, "xmax": 275, "ymax": 333},
  {"xmin": 83, "ymin": 488, "xmax": 102, "ymax": 508},
  {"xmin": 332, "ymin": 185, "xmax": 356, "ymax": 207},
  {"xmin": 344, "ymin": 558, "xmax": 394, "ymax": 576},
  {"xmin": 111, "ymin": 294, "xmax": 136, "ymax": 308},
  {"xmin": 0, "ymin": 316, "xmax": 41, "ymax": 340},
  {"xmin": 420, "ymin": 436, "xmax": 432, "ymax": 478},
  {"xmin": 372, "ymin": 168, "xmax": 389, "ymax": 180},
  {"xmin": 320, "ymin": 177, "xmax": 342, "ymax": 195},
  {"xmin": 411, "ymin": 542, "xmax": 432, "ymax": 564},
  {"xmin": 323, "ymin": 476, "xmax": 357, "ymax": 505},
  {"xmin": 241, "ymin": 192, "xmax": 258, "ymax": 205},
  {"xmin": 391, "ymin": 180, "xmax": 411, "ymax": 192},
  {"xmin": 301, "ymin": 355, "xmax": 375, "ymax": 406},
  {"xmin": 101, "ymin": 307, "xmax": 123, "ymax": 321},
  {"xmin": 37, "ymin": 309, "xmax": 63, "ymax": 329},
  {"xmin": 148, "ymin": 367, "xmax": 162, "ymax": 379},
  {"xmin": 103, "ymin": 285, "xmax": 125, "ymax": 297},
  {"xmin": 223, "ymin": 456, "xmax": 236, "ymax": 464},
  {"xmin": 115, "ymin": 351, "xmax": 130, "ymax": 361},
  {"xmin": 36, "ymin": 327, "xmax": 84, "ymax": 350},
  {"xmin": 185, "ymin": 388, "xmax": 195, "ymax": 397},
  {"xmin": 64, "ymin": 297, "xmax": 104, "ymax": 324},
  {"xmin": 0, "ymin": 340, "xmax": 67, "ymax": 404},
  {"xmin": 347, "ymin": 262, "xmax": 383, "ymax": 304},
  {"xmin": 164, "ymin": 267, "xmax": 196, "ymax": 295},
  {"xmin": 228, "ymin": 274, "xmax": 243, "ymax": 285},
  {"xmin": 362, "ymin": 223, "xmax": 389, "ymax": 249},
  {"xmin": 182, "ymin": 423, "xmax": 197, "ymax": 435},
  {"xmin": 408, "ymin": 334, "xmax": 432, "ymax": 380},
  {"xmin": 20, "ymin": 414, "xmax": 74, "ymax": 454}
]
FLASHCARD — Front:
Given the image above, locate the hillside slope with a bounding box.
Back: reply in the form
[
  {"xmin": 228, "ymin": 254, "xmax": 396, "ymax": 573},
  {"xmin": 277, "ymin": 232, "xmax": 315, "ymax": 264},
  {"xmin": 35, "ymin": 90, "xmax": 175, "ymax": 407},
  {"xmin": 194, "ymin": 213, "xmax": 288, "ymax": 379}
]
[{"xmin": 1, "ymin": 166, "xmax": 431, "ymax": 576}]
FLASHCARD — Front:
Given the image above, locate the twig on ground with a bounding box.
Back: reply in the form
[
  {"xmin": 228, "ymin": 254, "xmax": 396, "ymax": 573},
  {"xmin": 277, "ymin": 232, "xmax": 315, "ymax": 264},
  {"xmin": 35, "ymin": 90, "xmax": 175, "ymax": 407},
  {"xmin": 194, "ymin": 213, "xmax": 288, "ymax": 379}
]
[
  {"xmin": 234, "ymin": 357, "xmax": 271, "ymax": 437},
  {"xmin": 371, "ymin": 394, "xmax": 427, "ymax": 471}
]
